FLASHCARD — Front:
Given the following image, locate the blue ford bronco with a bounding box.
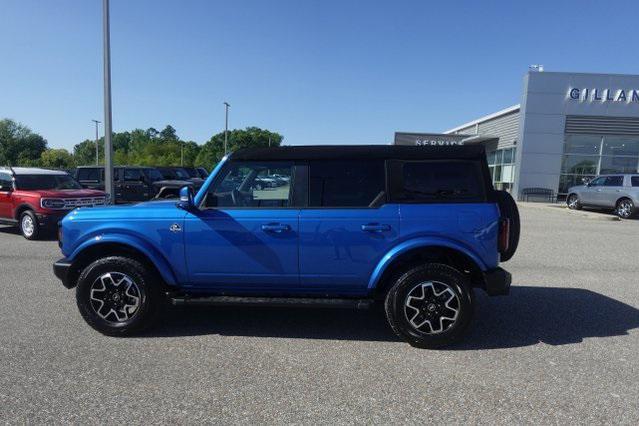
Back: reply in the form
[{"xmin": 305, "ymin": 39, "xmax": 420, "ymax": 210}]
[{"xmin": 53, "ymin": 145, "xmax": 519, "ymax": 348}]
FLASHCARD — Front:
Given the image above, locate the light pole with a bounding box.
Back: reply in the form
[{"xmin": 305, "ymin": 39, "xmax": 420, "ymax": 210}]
[
  {"xmin": 91, "ymin": 119, "xmax": 101, "ymax": 165},
  {"xmin": 102, "ymin": 0, "xmax": 114, "ymax": 203},
  {"xmin": 224, "ymin": 102, "xmax": 230, "ymax": 154}
]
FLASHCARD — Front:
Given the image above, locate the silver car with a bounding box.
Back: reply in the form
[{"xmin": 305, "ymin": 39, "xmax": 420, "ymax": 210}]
[{"xmin": 566, "ymin": 174, "xmax": 639, "ymax": 218}]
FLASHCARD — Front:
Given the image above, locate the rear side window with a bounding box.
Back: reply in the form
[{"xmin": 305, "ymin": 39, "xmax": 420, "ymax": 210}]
[
  {"xmin": 604, "ymin": 176, "xmax": 623, "ymax": 186},
  {"xmin": 308, "ymin": 160, "xmax": 385, "ymax": 207},
  {"xmin": 391, "ymin": 160, "xmax": 486, "ymax": 203},
  {"xmin": 632, "ymin": 176, "xmax": 639, "ymax": 187}
]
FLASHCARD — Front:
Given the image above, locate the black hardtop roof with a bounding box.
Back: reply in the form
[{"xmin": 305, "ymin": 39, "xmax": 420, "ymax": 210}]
[
  {"xmin": 76, "ymin": 165, "xmax": 156, "ymax": 169},
  {"xmin": 231, "ymin": 145, "xmax": 486, "ymax": 161}
]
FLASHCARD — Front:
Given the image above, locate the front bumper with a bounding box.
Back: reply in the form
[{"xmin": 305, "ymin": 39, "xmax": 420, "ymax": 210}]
[
  {"xmin": 36, "ymin": 211, "xmax": 68, "ymax": 229},
  {"xmin": 53, "ymin": 258, "xmax": 74, "ymax": 289},
  {"xmin": 483, "ymin": 267, "xmax": 511, "ymax": 296}
]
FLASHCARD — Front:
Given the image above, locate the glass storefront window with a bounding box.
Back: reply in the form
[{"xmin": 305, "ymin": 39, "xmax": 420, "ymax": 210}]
[
  {"xmin": 561, "ymin": 156, "xmax": 598, "ymax": 175},
  {"xmin": 599, "ymin": 156, "xmax": 639, "ymax": 174},
  {"xmin": 602, "ymin": 137, "xmax": 639, "ymax": 157},
  {"xmin": 564, "ymin": 135, "xmax": 602, "ymax": 155}
]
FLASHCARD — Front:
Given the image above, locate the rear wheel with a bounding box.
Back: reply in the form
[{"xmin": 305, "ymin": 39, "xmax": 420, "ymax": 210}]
[
  {"xmin": 384, "ymin": 263, "xmax": 473, "ymax": 349},
  {"xmin": 567, "ymin": 194, "xmax": 582, "ymax": 210},
  {"xmin": 615, "ymin": 198, "xmax": 635, "ymax": 219},
  {"xmin": 19, "ymin": 210, "xmax": 40, "ymax": 240},
  {"xmin": 76, "ymin": 256, "xmax": 163, "ymax": 336}
]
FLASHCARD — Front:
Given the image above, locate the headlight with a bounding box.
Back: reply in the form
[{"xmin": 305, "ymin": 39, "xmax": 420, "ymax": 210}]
[{"xmin": 41, "ymin": 198, "xmax": 67, "ymax": 209}]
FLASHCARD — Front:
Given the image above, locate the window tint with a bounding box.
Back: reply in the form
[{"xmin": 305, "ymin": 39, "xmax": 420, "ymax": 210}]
[
  {"xmin": 14, "ymin": 174, "xmax": 81, "ymax": 190},
  {"xmin": 632, "ymin": 176, "xmax": 639, "ymax": 187},
  {"xmin": 0, "ymin": 172, "xmax": 12, "ymax": 190},
  {"xmin": 308, "ymin": 160, "xmax": 385, "ymax": 207},
  {"xmin": 205, "ymin": 161, "xmax": 293, "ymax": 208},
  {"xmin": 604, "ymin": 176, "xmax": 623, "ymax": 187},
  {"xmin": 124, "ymin": 169, "xmax": 142, "ymax": 181},
  {"xmin": 394, "ymin": 161, "xmax": 485, "ymax": 202},
  {"xmin": 78, "ymin": 168, "xmax": 100, "ymax": 181}
]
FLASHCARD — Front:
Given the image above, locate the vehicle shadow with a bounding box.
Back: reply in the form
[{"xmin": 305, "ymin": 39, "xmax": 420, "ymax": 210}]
[
  {"xmin": 0, "ymin": 225, "xmax": 57, "ymax": 241},
  {"xmin": 147, "ymin": 286, "xmax": 639, "ymax": 349}
]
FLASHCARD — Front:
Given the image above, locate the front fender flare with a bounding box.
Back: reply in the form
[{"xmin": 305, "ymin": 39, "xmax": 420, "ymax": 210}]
[
  {"xmin": 367, "ymin": 237, "xmax": 487, "ymax": 290},
  {"xmin": 68, "ymin": 233, "xmax": 178, "ymax": 286}
]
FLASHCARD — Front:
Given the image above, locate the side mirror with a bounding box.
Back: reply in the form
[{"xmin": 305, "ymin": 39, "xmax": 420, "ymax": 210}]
[
  {"xmin": 0, "ymin": 184, "xmax": 12, "ymax": 192},
  {"xmin": 582, "ymin": 177, "xmax": 591, "ymax": 186},
  {"xmin": 177, "ymin": 186, "xmax": 195, "ymax": 210}
]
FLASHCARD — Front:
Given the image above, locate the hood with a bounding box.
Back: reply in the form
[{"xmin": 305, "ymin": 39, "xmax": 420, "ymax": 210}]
[
  {"xmin": 18, "ymin": 188, "xmax": 107, "ymax": 198},
  {"xmin": 65, "ymin": 200, "xmax": 182, "ymax": 221}
]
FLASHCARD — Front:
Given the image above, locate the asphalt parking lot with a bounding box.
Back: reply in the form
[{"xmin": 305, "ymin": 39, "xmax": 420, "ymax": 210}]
[{"xmin": 1, "ymin": 205, "xmax": 638, "ymax": 424}]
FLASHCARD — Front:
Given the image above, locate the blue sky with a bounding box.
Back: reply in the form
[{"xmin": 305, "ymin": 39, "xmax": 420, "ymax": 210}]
[{"xmin": 2, "ymin": 0, "xmax": 639, "ymax": 150}]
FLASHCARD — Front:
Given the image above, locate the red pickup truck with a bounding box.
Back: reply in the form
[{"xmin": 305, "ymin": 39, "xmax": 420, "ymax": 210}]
[{"xmin": 0, "ymin": 167, "xmax": 107, "ymax": 240}]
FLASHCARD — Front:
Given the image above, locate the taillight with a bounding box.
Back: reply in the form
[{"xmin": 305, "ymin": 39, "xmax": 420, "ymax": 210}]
[{"xmin": 499, "ymin": 218, "xmax": 510, "ymax": 253}]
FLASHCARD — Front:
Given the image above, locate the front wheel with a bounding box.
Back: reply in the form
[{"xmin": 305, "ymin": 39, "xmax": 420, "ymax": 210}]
[
  {"xmin": 615, "ymin": 198, "xmax": 635, "ymax": 219},
  {"xmin": 384, "ymin": 263, "xmax": 474, "ymax": 349},
  {"xmin": 567, "ymin": 194, "xmax": 582, "ymax": 210},
  {"xmin": 75, "ymin": 256, "xmax": 163, "ymax": 336},
  {"xmin": 19, "ymin": 210, "xmax": 40, "ymax": 240}
]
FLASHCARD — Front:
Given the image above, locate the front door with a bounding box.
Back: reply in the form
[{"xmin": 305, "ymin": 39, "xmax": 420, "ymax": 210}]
[
  {"xmin": 581, "ymin": 176, "xmax": 605, "ymax": 205},
  {"xmin": 184, "ymin": 160, "xmax": 300, "ymax": 290},
  {"xmin": 298, "ymin": 160, "xmax": 400, "ymax": 293}
]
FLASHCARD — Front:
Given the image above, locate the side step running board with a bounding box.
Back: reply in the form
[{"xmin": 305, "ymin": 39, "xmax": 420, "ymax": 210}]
[{"xmin": 170, "ymin": 295, "xmax": 373, "ymax": 310}]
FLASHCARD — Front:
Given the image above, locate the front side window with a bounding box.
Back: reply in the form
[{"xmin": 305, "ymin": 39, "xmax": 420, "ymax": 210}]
[
  {"xmin": 124, "ymin": 169, "xmax": 142, "ymax": 181},
  {"xmin": 204, "ymin": 161, "xmax": 293, "ymax": 208},
  {"xmin": 143, "ymin": 168, "xmax": 164, "ymax": 182},
  {"xmin": 588, "ymin": 177, "xmax": 606, "ymax": 187},
  {"xmin": 308, "ymin": 160, "xmax": 385, "ymax": 208},
  {"xmin": 392, "ymin": 161, "xmax": 485, "ymax": 203},
  {"xmin": 15, "ymin": 174, "xmax": 82, "ymax": 190},
  {"xmin": 0, "ymin": 172, "xmax": 12, "ymax": 191}
]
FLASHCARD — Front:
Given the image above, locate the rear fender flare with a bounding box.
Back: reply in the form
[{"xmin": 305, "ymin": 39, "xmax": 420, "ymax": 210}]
[
  {"xmin": 367, "ymin": 237, "xmax": 487, "ymax": 290},
  {"xmin": 68, "ymin": 233, "xmax": 178, "ymax": 286}
]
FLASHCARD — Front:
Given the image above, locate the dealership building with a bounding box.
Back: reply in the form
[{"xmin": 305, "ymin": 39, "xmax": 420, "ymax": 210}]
[{"xmin": 396, "ymin": 70, "xmax": 639, "ymax": 198}]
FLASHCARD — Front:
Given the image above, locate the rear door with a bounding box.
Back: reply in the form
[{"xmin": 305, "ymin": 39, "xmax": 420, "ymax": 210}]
[
  {"xmin": 298, "ymin": 159, "xmax": 400, "ymax": 293},
  {"xmin": 598, "ymin": 175, "xmax": 624, "ymax": 207}
]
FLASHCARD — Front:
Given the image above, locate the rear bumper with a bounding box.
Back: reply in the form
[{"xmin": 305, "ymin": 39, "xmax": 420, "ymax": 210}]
[
  {"xmin": 53, "ymin": 258, "xmax": 74, "ymax": 289},
  {"xmin": 483, "ymin": 267, "xmax": 511, "ymax": 296}
]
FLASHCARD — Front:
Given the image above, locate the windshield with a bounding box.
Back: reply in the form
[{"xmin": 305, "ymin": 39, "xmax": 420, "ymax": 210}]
[
  {"xmin": 143, "ymin": 168, "xmax": 164, "ymax": 182},
  {"xmin": 15, "ymin": 174, "xmax": 82, "ymax": 190}
]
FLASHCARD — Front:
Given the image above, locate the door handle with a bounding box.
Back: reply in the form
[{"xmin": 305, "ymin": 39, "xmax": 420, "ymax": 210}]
[
  {"xmin": 361, "ymin": 223, "xmax": 391, "ymax": 232},
  {"xmin": 261, "ymin": 223, "xmax": 291, "ymax": 233}
]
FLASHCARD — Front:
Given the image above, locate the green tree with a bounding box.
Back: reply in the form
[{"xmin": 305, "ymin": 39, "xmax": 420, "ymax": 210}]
[
  {"xmin": 0, "ymin": 119, "xmax": 48, "ymax": 166},
  {"xmin": 40, "ymin": 148, "xmax": 75, "ymax": 169},
  {"xmin": 74, "ymin": 139, "xmax": 101, "ymax": 166},
  {"xmin": 195, "ymin": 127, "xmax": 283, "ymax": 167}
]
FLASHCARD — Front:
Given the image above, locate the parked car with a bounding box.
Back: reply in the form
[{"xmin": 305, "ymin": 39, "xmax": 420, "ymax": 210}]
[
  {"xmin": 73, "ymin": 166, "xmax": 197, "ymax": 202},
  {"xmin": 566, "ymin": 174, "xmax": 639, "ymax": 218},
  {"xmin": 53, "ymin": 145, "xmax": 519, "ymax": 348},
  {"xmin": 182, "ymin": 167, "xmax": 209, "ymax": 180},
  {"xmin": 0, "ymin": 167, "xmax": 106, "ymax": 239}
]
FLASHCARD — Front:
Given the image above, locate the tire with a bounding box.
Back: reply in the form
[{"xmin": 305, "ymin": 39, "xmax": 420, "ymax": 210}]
[
  {"xmin": 19, "ymin": 210, "xmax": 40, "ymax": 240},
  {"xmin": 384, "ymin": 263, "xmax": 474, "ymax": 349},
  {"xmin": 493, "ymin": 190, "xmax": 520, "ymax": 261},
  {"xmin": 75, "ymin": 256, "xmax": 163, "ymax": 336},
  {"xmin": 567, "ymin": 193, "xmax": 582, "ymax": 210},
  {"xmin": 615, "ymin": 198, "xmax": 635, "ymax": 219}
]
